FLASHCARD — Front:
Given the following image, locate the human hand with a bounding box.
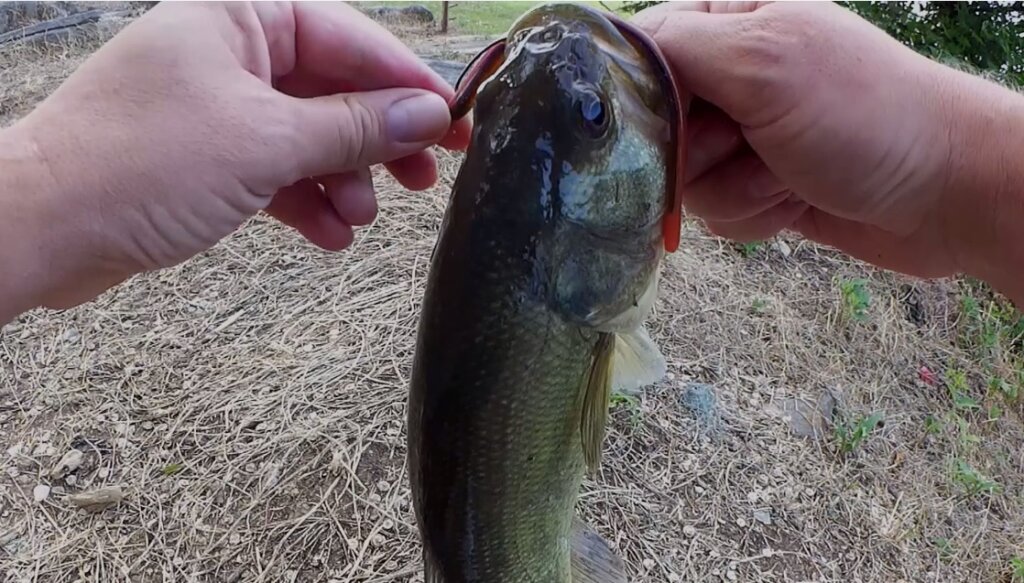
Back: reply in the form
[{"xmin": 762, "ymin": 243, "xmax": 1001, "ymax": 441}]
[
  {"xmin": 6, "ymin": 1, "xmax": 470, "ymax": 311},
  {"xmin": 633, "ymin": 1, "xmax": 1004, "ymax": 280}
]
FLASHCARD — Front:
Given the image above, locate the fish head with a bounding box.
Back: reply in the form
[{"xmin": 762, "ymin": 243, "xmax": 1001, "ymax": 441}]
[{"xmin": 452, "ymin": 2, "xmax": 683, "ymax": 332}]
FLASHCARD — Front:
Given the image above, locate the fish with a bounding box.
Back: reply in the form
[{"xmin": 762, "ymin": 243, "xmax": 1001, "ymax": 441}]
[{"xmin": 406, "ymin": 3, "xmax": 687, "ymax": 582}]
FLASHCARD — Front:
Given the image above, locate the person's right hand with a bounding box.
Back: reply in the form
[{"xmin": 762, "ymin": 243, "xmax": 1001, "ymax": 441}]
[{"xmin": 633, "ymin": 1, "xmax": 1014, "ymax": 280}]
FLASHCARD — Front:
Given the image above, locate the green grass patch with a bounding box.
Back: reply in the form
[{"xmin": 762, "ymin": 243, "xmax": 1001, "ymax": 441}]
[
  {"xmin": 364, "ymin": 1, "xmax": 629, "ymax": 36},
  {"xmin": 833, "ymin": 411, "xmax": 883, "ymax": 454},
  {"xmin": 950, "ymin": 458, "xmax": 1001, "ymax": 496},
  {"xmin": 837, "ymin": 277, "xmax": 870, "ymax": 322}
]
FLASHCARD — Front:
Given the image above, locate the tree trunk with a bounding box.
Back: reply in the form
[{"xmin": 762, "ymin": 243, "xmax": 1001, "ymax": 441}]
[{"xmin": 441, "ymin": 1, "xmax": 449, "ymax": 34}]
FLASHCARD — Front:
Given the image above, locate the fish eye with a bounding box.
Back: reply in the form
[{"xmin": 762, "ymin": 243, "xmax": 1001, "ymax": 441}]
[{"xmin": 578, "ymin": 92, "xmax": 608, "ymax": 136}]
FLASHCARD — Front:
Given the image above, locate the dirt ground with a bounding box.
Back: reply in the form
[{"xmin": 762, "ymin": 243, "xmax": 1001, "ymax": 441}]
[{"xmin": 2, "ymin": 7, "xmax": 1023, "ymax": 583}]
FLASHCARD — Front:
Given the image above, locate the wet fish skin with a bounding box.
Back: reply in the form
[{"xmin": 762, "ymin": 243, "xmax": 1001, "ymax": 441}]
[{"xmin": 407, "ymin": 3, "xmax": 673, "ymax": 582}]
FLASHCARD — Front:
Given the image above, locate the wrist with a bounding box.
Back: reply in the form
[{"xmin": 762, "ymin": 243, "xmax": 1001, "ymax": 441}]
[
  {"xmin": 937, "ymin": 67, "xmax": 1024, "ymax": 305},
  {"xmin": 0, "ymin": 123, "xmax": 61, "ymax": 324},
  {"xmin": 0, "ymin": 121, "xmax": 123, "ymax": 325}
]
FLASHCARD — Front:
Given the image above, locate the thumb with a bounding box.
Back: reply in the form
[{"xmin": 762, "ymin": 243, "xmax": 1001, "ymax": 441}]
[
  {"xmin": 632, "ymin": 4, "xmax": 779, "ymax": 127},
  {"xmin": 287, "ymin": 88, "xmax": 451, "ymax": 179}
]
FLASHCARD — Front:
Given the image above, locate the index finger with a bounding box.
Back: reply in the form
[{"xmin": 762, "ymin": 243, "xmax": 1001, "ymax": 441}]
[{"xmin": 266, "ymin": 2, "xmax": 471, "ymax": 149}]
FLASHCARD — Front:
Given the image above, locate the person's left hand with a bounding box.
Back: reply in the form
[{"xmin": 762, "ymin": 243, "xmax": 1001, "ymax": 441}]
[{"xmin": 8, "ymin": 1, "xmax": 469, "ymax": 310}]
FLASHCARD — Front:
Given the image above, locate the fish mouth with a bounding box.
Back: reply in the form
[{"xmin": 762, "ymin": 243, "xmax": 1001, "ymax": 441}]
[{"xmin": 507, "ymin": 2, "xmax": 634, "ymax": 57}]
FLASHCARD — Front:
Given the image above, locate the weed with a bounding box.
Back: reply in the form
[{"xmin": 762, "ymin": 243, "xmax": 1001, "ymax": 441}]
[
  {"xmin": 1010, "ymin": 556, "xmax": 1024, "ymax": 582},
  {"xmin": 990, "ymin": 375, "xmax": 1018, "ymax": 401},
  {"xmin": 750, "ymin": 298, "xmax": 768, "ymax": 314},
  {"xmin": 924, "ymin": 414, "xmax": 942, "ymax": 434},
  {"xmin": 162, "ymin": 463, "xmax": 184, "ymax": 476},
  {"xmin": 933, "ymin": 537, "xmax": 954, "ymax": 561},
  {"xmin": 946, "ymin": 368, "xmax": 979, "ymax": 411},
  {"xmin": 834, "ymin": 411, "xmax": 884, "ymax": 454},
  {"xmin": 610, "ymin": 392, "xmax": 643, "ymax": 429},
  {"xmin": 950, "ymin": 459, "xmax": 1001, "ymax": 496},
  {"xmin": 838, "ymin": 278, "xmax": 870, "ymax": 322},
  {"xmin": 736, "ymin": 241, "xmax": 764, "ymax": 258}
]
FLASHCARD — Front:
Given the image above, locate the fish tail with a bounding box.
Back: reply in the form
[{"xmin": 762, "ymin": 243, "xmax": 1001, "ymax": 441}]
[{"xmin": 570, "ymin": 516, "xmax": 628, "ymax": 583}]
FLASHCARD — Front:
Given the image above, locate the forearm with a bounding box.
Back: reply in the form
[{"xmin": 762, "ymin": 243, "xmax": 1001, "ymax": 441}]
[
  {"xmin": 940, "ymin": 67, "xmax": 1024, "ymax": 306},
  {"xmin": 0, "ymin": 123, "xmax": 58, "ymax": 325}
]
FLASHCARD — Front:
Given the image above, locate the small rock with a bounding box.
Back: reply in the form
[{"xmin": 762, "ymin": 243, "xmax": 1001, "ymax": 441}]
[
  {"xmin": 50, "ymin": 449, "xmax": 84, "ymax": 479},
  {"xmin": 736, "ymin": 517, "xmax": 747, "ymax": 528},
  {"xmin": 97, "ymin": 467, "xmax": 110, "ymax": 479},
  {"xmin": 376, "ymin": 480, "xmax": 391, "ymax": 492},
  {"xmin": 682, "ymin": 525, "xmax": 696, "ymax": 537},
  {"xmin": 668, "ymin": 574, "xmax": 681, "ymax": 583},
  {"xmin": 642, "ymin": 558, "xmax": 655, "ymax": 570},
  {"xmin": 229, "ymin": 533, "xmax": 241, "ymax": 545},
  {"xmin": 765, "ymin": 389, "xmax": 837, "ymax": 440},
  {"xmin": 141, "ymin": 421, "xmax": 154, "ymax": 431},
  {"xmin": 51, "ymin": 486, "xmax": 65, "ymax": 495},
  {"xmin": 773, "ymin": 239, "xmax": 792, "ymax": 257},
  {"xmin": 726, "ymin": 570, "xmax": 738, "ymax": 581},
  {"xmin": 753, "ymin": 509, "xmax": 772, "ymax": 525},
  {"xmin": 65, "ymin": 474, "xmax": 77, "ymax": 486},
  {"xmin": 68, "ymin": 485, "xmax": 123, "ymax": 513},
  {"xmin": 32, "ymin": 442, "xmax": 55, "ymax": 457},
  {"xmin": 694, "ymin": 485, "xmax": 706, "ymax": 495},
  {"xmin": 33, "ymin": 484, "xmax": 50, "ymax": 502}
]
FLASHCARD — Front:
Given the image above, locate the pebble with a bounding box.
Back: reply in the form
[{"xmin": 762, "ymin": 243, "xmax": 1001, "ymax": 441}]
[
  {"xmin": 736, "ymin": 517, "xmax": 748, "ymax": 528},
  {"xmin": 753, "ymin": 509, "xmax": 772, "ymax": 525},
  {"xmin": 694, "ymin": 485, "xmax": 706, "ymax": 495},
  {"xmin": 726, "ymin": 570, "xmax": 738, "ymax": 581},
  {"xmin": 142, "ymin": 421, "xmax": 154, "ymax": 431},
  {"xmin": 668, "ymin": 574, "xmax": 681, "ymax": 582},
  {"xmin": 642, "ymin": 558, "xmax": 655, "ymax": 570},
  {"xmin": 376, "ymin": 480, "xmax": 391, "ymax": 492},
  {"xmin": 33, "ymin": 484, "xmax": 50, "ymax": 502},
  {"xmin": 682, "ymin": 525, "xmax": 696, "ymax": 537},
  {"xmin": 97, "ymin": 467, "xmax": 110, "ymax": 479}
]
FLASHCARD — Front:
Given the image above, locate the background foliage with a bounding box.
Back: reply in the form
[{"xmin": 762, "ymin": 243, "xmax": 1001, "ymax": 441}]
[{"xmin": 622, "ymin": 1, "xmax": 1024, "ymax": 87}]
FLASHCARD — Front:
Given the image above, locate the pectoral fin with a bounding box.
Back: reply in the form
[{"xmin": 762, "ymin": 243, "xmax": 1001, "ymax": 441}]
[
  {"xmin": 571, "ymin": 516, "xmax": 628, "ymax": 583},
  {"xmin": 611, "ymin": 325, "xmax": 667, "ymax": 396}
]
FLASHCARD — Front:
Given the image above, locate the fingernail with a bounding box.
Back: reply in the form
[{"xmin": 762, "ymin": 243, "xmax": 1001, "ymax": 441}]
[{"xmin": 387, "ymin": 92, "xmax": 450, "ymax": 144}]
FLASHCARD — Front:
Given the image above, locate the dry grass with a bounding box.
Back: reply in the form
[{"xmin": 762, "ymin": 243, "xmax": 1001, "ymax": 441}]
[{"xmin": 2, "ymin": 9, "xmax": 1024, "ymax": 583}]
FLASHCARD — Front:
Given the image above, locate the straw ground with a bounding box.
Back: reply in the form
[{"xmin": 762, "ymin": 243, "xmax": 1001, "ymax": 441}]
[{"xmin": 2, "ymin": 5, "xmax": 1023, "ymax": 583}]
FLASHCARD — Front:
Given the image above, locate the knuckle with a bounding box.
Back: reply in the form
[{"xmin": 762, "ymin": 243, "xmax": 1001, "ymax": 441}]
[{"xmin": 338, "ymin": 96, "xmax": 382, "ymax": 166}]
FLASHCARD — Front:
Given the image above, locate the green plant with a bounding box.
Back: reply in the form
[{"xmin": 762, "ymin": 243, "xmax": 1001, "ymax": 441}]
[
  {"xmin": 750, "ymin": 298, "xmax": 768, "ymax": 314},
  {"xmin": 834, "ymin": 412, "xmax": 883, "ymax": 454},
  {"xmin": 951, "ymin": 459, "xmax": 1001, "ymax": 496},
  {"xmin": 736, "ymin": 241, "xmax": 763, "ymax": 258},
  {"xmin": 1010, "ymin": 556, "xmax": 1024, "ymax": 582},
  {"xmin": 924, "ymin": 414, "xmax": 942, "ymax": 435},
  {"xmin": 610, "ymin": 392, "xmax": 642, "ymax": 428},
  {"xmin": 990, "ymin": 375, "xmax": 1018, "ymax": 401},
  {"xmin": 838, "ymin": 278, "xmax": 871, "ymax": 321},
  {"xmin": 946, "ymin": 368, "xmax": 980, "ymax": 411},
  {"xmin": 933, "ymin": 537, "xmax": 954, "ymax": 561},
  {"xmin": 162, "ymin": 463, "xmax": 184, "ymax": 476}
]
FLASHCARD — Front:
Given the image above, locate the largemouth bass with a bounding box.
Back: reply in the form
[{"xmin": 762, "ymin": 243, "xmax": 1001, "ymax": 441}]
[{"xmin": 407, "ymin": 3, "xmax": 686, "ymax": 582}]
